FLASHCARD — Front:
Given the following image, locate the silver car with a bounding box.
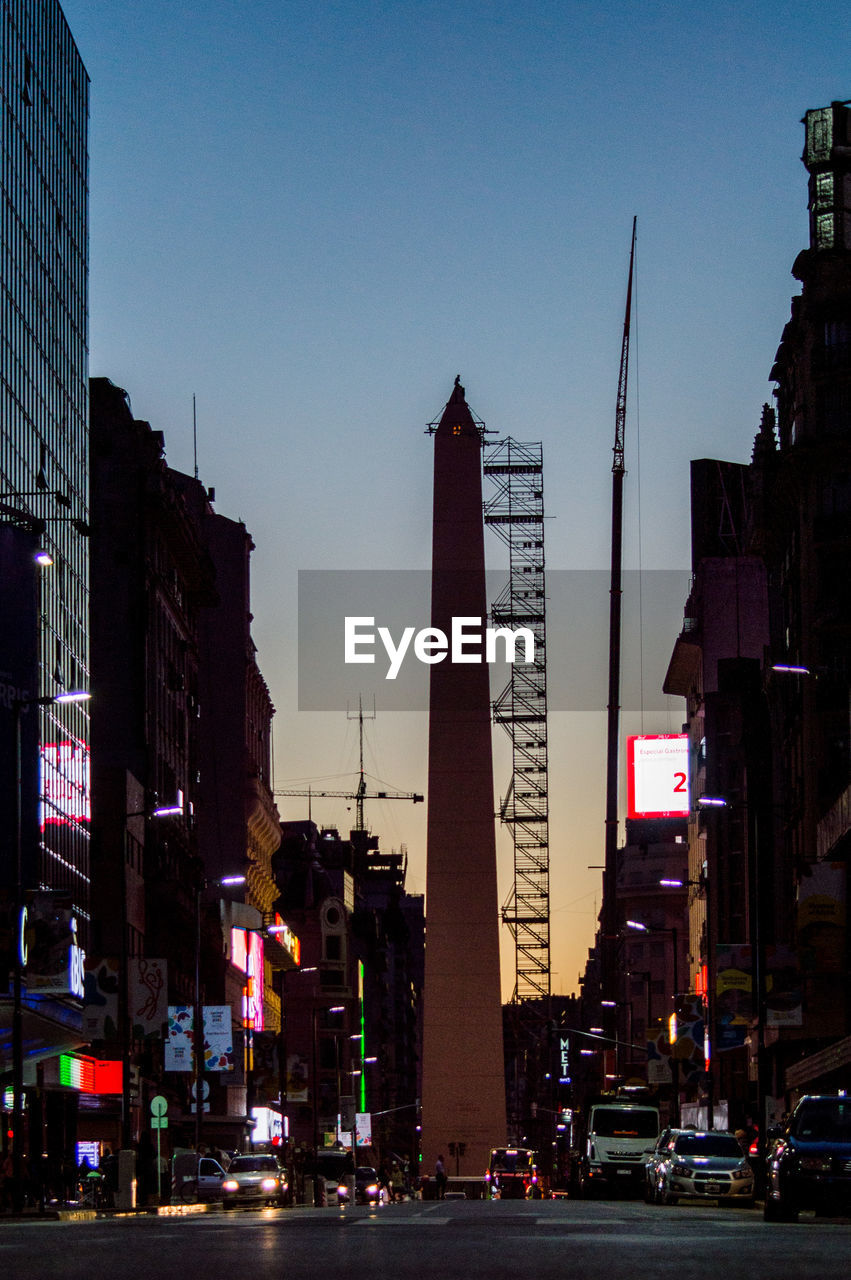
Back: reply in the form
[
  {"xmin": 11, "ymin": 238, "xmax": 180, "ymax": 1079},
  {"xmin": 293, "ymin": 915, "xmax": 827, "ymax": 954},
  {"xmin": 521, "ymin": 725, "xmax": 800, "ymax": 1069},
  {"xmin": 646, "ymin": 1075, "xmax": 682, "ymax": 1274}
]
[
  {"xmin": 221, "ymin": 1154, "xmax": 288, "ymax": 1208},
  {"xmin": 652, "ymin": 1131, "xmax": 754, "ymax": 1206},
  {"xmin": 643, "ymin": 1128, "xmax": 685, "ymax": 1202}
]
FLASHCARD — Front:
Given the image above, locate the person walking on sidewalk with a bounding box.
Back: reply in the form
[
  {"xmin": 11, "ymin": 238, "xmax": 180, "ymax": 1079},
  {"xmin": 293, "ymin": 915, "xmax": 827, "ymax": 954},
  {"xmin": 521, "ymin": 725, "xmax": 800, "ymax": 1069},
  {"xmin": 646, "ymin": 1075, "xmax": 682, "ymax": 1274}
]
[{"xmin": 435, "ymin": 1154, "xmax": 447, "ymax": 1200}]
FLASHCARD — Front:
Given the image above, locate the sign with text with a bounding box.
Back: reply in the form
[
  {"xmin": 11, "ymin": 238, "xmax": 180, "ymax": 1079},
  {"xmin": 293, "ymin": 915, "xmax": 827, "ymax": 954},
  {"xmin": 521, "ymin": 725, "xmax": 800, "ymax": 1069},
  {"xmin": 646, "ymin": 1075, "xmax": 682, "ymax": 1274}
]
[{"xmin": 627, "ymin": 734, "xmax": 689, "ymax": 819}]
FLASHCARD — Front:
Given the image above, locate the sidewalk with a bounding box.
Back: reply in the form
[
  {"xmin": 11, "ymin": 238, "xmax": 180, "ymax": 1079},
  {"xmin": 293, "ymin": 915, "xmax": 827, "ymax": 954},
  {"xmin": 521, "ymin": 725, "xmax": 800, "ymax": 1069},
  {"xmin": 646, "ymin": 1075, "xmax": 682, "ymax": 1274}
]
[{"xmin": 0, "ymin": 1200, "xmax": 215, "ymax": 1223}]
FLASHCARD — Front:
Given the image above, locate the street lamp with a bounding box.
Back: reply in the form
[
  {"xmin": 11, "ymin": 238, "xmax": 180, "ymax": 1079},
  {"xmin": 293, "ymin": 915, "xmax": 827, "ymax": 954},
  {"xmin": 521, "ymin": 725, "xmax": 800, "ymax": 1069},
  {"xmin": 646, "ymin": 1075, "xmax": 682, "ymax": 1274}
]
[
  {"xmin": 194, "ymin": 873, "xmax": 246, "ymax": 1154},
  {"xmin": 661, "ymin": 871, "xmax": 715, "ymax": 1129},
  {"xmin": 627, "ymin": 919, "xmax": 680, "ymax": 1123},
  {"xmin": 118, "ymin": 796, "xmax": 188, "ymax": 1154},
  {"xmin": 11, "ymin": 689, "xmax": 90, "ymax": 1214}
]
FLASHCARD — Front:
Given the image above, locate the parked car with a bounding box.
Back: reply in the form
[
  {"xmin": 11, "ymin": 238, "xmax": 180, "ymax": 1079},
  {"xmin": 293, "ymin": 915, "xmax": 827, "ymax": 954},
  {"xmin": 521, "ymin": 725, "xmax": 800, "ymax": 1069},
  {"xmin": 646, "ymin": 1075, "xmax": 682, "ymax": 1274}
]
[
  {"xmin": 173, "ymin": 1153, "xmax": 228, "ymax": 1202},
  {"xmin": 221, "ymin": 1154, "xmax": 288, "ymax": 1209},
  {"xmin": 337, "ymin": 1166, "xmax": 381, "ymax": 1206},
  {"xmin": 764, "ymin": 1094, "xmax": 851, "ymax": 1221},
  {"xmin": 642, "ymin": 1128, "xmax": 684, "ymax": 1202},
  {"xmin": 651, "ymin": 1130, "xmax": 754, "ymax": 1206}
]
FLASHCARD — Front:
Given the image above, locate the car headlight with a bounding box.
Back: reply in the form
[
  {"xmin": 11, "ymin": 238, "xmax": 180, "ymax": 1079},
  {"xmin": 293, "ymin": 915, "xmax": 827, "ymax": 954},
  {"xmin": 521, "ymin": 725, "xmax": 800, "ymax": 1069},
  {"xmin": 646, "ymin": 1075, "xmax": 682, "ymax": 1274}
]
[
  {"xmin": 222, "ymin": 1180, "xmax": 239, "ymax": 1192},
  {"xmin": 338, "ymin": 1183, "xmax": 348, "ymax": 1196},
  {"xmin": 365, "ymin": 1184, "xmax": 379, "ymax": 1196},
  {"xmin": 261, "ymin": 1178, "xmax": 279, "ymax": 1191},
  {"xmin": 672, "ymin": 1162, "xmax": 694, "ymax": 1178},
  {"xmin": 736, "ymin": 1162, "xmax": 753, "ymax": 1177}
]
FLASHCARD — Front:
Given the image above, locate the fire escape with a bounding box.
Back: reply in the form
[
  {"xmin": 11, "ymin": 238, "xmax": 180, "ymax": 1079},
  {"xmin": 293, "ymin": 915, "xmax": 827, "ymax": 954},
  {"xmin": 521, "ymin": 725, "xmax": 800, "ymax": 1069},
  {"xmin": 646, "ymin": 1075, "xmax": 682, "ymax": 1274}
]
[{"xmin": 484, "ymin": 439, "xmax": 550, "ymax": 1001}]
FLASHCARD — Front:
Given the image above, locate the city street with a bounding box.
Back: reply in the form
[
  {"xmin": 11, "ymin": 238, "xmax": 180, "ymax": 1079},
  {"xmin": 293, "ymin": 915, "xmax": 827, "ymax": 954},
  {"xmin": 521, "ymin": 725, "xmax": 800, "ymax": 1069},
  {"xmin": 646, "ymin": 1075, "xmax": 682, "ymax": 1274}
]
[{"xmin": 2, "ymin": 1198, "xmax": 850, "ymax": 1280}]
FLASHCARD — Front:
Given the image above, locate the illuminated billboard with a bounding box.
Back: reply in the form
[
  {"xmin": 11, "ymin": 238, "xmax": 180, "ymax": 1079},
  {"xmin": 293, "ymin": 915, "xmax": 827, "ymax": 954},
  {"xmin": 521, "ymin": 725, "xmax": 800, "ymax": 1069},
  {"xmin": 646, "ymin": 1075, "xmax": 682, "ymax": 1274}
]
[
  {"xmin": 627, "ymin": 734, "xmax": 689, "ymax": 819},
  {"xmin": 232, "ymin": 927, "xmax": 265, "ymax": 1031}
]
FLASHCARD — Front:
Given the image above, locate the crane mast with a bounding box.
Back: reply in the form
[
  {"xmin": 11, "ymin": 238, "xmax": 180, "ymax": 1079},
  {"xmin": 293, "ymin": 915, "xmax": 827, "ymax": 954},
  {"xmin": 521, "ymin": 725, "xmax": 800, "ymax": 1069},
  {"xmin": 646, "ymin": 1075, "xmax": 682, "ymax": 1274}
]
[{"xmin": 602, "ymin": 217, "xmax": 637, "ymax": 998}]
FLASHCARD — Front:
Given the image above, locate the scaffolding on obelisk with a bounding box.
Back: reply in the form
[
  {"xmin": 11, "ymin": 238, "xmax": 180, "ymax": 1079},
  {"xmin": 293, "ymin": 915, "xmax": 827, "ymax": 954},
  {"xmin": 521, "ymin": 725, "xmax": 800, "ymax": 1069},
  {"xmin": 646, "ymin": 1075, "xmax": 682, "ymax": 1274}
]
[{"xmin": 420, "ymin": 377, "xmax": 507, "ymax": 1183}]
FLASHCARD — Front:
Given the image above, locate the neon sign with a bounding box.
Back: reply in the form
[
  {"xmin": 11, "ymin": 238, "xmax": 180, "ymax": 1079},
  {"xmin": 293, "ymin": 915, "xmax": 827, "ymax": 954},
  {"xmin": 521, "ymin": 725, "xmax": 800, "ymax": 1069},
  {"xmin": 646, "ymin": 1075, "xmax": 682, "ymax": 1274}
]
[
  {"xmin": 40, "ymin": 740, "xmax": 90, "ymax": 828},
  {"xmin": 231, "ymin": 928, "xmax": 264, "ymax": 1031}
]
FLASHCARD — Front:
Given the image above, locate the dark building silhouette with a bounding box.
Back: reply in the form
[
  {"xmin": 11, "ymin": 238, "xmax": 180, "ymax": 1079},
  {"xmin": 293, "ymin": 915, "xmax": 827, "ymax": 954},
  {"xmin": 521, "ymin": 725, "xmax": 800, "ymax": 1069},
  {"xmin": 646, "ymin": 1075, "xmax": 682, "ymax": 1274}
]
[
  {"xmin": 274, "ymin": 820, "xmax": 423, "ymax": 1168},
  {"xmin": 664, "ymin": 101, "xmax": 851, "ymax": 1127},
  {"xmin": 0, "ymin": 0, "xmax": 90, "ymax": 1176},
  {"xmin": 88, "ymin": 378, "xmax": 290, "ymax": 1156}
]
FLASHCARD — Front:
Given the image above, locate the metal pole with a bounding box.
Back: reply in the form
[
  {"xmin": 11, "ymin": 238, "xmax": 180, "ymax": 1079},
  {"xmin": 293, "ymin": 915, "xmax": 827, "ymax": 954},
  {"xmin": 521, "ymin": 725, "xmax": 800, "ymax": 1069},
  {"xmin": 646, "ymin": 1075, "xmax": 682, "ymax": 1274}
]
[
  {"xmin": 311, "ymin": 1006, "xmax": 319, "ymax": 1155},
  {"xmin": 704, "ymin": 862, "xmax": 715, "ymax": 1130},
  {"xmin": 670, "ymin": 927, "xmax": 680, "ymax": 1127},
  {"xmin": 11, "ymin": 698, "xmax": 25, "ymax": 1216},
  {"xmin": 120, "ymin": 825, "xmax": 131, "ymax": 1149},
  {"xmin": 194, "ymin": 879, "xmax": 203, "ymax": 1154}
]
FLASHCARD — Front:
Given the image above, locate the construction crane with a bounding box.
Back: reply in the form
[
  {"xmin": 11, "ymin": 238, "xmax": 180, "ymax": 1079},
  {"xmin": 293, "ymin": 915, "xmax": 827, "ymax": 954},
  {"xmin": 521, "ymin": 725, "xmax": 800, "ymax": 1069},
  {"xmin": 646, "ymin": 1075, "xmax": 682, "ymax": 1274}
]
[
  {"xmin": 273, "ymin": 782, "xmax": 423, "ymax": 832},
  {"xmin": 274, "ymin": 699, "xmax": 423, "ymax": 832},
  {"xmin": 602, "ymin": 216, "xmax": 637, "ymax": 1001}
]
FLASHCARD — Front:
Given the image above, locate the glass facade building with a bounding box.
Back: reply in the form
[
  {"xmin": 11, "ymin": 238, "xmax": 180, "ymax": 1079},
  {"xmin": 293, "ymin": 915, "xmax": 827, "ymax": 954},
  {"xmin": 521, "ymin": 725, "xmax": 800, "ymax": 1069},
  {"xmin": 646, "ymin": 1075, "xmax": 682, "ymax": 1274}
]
[{"xmin": 1, "ymin": 1, "xmax": 90, "ymax": 939}]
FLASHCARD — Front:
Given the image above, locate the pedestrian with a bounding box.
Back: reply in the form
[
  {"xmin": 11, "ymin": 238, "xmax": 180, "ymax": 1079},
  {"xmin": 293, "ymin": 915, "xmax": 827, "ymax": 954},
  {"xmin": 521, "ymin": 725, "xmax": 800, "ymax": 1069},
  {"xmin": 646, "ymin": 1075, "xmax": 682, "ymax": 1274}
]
[
  {"xmin": 435, "ymin": 1153, "xmax": 447, "ymax": 1200},
  {"xmin": 390, "ymin": 1160, "xmax": 405, "ymax": 1202},
  {"xmin": 0, "ymin": 1151, "xmax": 13, "ymax": 1213}
]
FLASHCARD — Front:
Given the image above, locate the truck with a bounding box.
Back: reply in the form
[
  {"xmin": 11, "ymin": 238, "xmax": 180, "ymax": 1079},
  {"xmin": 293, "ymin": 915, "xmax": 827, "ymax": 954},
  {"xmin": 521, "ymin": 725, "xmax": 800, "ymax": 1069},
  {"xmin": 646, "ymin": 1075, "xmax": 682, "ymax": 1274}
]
[{"xmin": 569, "ymin": 1098, "xmax": 660, "ymax": 1197}]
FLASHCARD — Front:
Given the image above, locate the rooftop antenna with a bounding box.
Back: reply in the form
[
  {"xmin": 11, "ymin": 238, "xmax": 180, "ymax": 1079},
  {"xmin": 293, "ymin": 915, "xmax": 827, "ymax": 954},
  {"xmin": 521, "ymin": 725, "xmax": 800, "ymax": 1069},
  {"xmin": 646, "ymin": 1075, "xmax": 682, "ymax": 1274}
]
[
  {"xmin": 347, "ymin": 695, "xmax": 376, "ymax": 832},
  {"xmin": 193, "ymin": 394, "xmax": 199, "ymax": 480}
]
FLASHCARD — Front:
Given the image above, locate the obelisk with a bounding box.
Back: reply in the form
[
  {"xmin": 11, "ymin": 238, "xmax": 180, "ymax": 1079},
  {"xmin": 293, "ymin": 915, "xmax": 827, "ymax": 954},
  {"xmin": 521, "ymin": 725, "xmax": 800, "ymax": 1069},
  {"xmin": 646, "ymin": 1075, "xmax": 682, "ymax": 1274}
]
[{"xmin": 420, "ymin": 377, "xmax": 507, "ymax": 1183}]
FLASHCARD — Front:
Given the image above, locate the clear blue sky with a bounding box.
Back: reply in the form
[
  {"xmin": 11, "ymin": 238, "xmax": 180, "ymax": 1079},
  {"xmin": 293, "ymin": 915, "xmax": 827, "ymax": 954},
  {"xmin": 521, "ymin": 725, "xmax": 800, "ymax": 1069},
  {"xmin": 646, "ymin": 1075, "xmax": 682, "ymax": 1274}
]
[{"xmin": 62, "ymin": 0, "xmax": 849, "ymax": 993}]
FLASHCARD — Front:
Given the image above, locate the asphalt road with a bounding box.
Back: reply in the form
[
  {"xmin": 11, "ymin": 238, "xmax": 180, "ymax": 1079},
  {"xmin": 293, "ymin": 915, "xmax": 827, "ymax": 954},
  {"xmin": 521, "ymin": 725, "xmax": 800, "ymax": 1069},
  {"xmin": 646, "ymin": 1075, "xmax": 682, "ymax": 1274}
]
[{"xmin": 2, "ymin": 1197, "xmax": 850, "ymax": 1280}]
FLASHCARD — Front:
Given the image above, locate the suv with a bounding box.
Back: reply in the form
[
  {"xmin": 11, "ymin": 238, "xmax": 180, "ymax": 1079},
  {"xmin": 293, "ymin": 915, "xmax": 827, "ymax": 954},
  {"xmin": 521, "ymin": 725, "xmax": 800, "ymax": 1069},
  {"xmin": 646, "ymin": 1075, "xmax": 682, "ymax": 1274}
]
[{"xmin": 765, "ymin": 1095, "xmax": 851, "ymax": 1221}]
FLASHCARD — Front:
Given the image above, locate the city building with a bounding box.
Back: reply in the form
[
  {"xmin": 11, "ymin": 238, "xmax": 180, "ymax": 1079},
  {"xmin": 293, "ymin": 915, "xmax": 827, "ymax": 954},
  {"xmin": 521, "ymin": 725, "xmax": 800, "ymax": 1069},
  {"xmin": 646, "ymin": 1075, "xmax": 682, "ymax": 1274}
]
[
  {"xmin": 663, "ymin": 458, "xmax": 771, "ymax": 1129},
  {"xmin": 274, "ymin": 819, "xmax": 424, "ymax": 1173},
  {"xmin": 87, "ymin": 378, "xmax": 293, "ymax": 1173},
  {"xmin": 0, "ymin": 0, "xmax": 90, "ymax": 1179},
  {"xmin": 753, "ymin": 99, "xmax": 851, "ymax": 1095},
  {"xmin": 665, "ymin": 100, "xmax": 851, "ymax": 1132}
]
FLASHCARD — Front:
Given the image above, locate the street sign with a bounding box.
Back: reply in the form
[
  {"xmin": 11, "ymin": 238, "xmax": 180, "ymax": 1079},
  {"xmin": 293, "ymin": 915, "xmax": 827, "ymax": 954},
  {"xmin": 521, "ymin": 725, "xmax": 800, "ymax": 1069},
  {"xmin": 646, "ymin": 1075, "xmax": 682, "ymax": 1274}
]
[
  {"xmin": 190, "ymin": 1079, "xmax": 210, "ymax": 1113},
  {"xmin": 151, "ymin": 1117, "xmax": 168, "ymax": 1130},
  {"xmin": 150, "ymin": 1095, "xmax": 168, "ymax": 1118}
]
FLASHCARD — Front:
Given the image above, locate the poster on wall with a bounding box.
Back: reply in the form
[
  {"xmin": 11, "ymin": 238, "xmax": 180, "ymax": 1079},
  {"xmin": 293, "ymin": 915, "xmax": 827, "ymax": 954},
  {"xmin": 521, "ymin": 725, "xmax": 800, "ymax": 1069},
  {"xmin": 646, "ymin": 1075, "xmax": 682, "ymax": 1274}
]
[
  {"xmin": 130, "ymin": 958, "xmax": 168, "ymax": 1037},
  {"xmin": 203, "ymin": 1005, "xmax": 234, "ymax": 1071},
  {"xmin": 252, "ymin": 1031, "xmax": 279, "ymax": 1102},
  {"xmin": 165, "ymin": 1005, "xmax": 194, "ymax": 1071},
  {"xmin": 286, "ymin": 1053, "xmax": 309, "ymax": 1101},
  {"xmin": 715, "ymin": 944, "xmax": 752, "ymax": 1052},
  {"xmin": 84, "ymin": 959, "xmax": 119, "ymax": 1039}
]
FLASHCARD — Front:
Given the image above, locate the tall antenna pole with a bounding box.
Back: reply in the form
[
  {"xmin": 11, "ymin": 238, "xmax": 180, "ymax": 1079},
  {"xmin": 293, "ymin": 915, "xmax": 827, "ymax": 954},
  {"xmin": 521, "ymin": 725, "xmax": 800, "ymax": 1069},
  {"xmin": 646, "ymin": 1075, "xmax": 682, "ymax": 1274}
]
[
  {"xmin": 193, "ymin": 394, "xmax": 199, "ymax": 480},
  {"xmin": 602, "ymin": 217, "xmax": 637, "ymax": 1000},
  {"xmin": 347, "ymin": 695, "xmax": 376, "ymax": 832}
]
